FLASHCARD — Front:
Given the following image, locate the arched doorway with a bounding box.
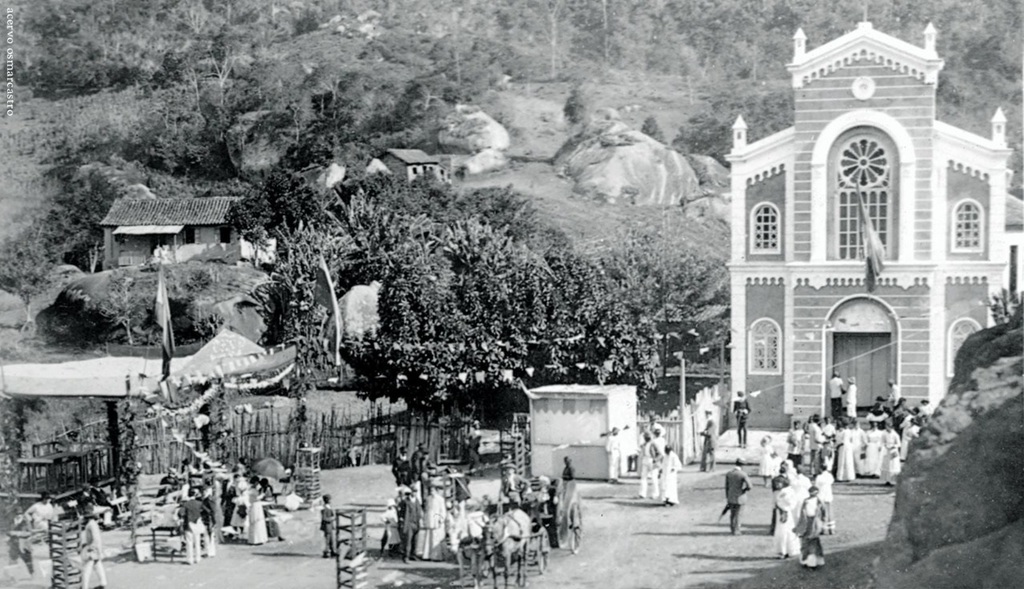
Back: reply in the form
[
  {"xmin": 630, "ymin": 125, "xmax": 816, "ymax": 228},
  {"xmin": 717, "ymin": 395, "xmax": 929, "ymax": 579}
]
[{"xmin": 826, "ymin": 297, "xmax": 898, "ymax": 410}]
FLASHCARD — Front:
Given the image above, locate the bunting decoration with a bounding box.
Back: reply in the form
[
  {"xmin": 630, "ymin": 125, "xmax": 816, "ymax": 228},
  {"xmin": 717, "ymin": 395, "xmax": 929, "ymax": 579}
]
[
  {"xmin": 155, "ymin": 267, "xmax": 175, "ymax": 380},
  {"xmin": 858, "ymin": 192, "xmax": 886, "ymax": 292},
  {"xmin": 314, "ymin": 255, "xmax": 343, "ymax": 365}
]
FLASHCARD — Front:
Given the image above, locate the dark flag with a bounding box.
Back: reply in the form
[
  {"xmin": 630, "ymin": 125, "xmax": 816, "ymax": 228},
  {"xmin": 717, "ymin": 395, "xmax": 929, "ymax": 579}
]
[
  {"xmin": 155, "ymin": 266, "xmax": 175, "ymax": 379},
  {"xmin": 857, "ymin": 193, "xmax": 886, "ymax": 292}
]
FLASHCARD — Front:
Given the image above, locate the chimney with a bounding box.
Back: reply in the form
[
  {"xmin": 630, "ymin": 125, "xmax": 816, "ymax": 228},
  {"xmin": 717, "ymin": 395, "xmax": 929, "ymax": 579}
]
[
  {"xmin": 923, "ymin": 22, "xmax": 937, "ymax": 54},
  {"xmin": 733, "ymin": 115, "xmax": 748, "ymax": 150},
  {"xmin": 991, "ymin": 107, "xmax": 1007, "ymax": 147},
  {"xmin": 793, "ymin": 28, "xmax": 807, "ymax": 61}
]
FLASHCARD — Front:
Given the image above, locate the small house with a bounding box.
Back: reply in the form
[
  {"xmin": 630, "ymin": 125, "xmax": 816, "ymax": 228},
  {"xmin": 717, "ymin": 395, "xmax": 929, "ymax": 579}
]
[
  {"xmin": 529, "ymin": 384, "xmax": 638, "ymax": 480},
  {"xmin": 379, "ymin": 148, "xmax": 450, "ymax": 183},
  {"xmin": 100, "ymin": 197, "xmax": 249, "ymax": 268}
]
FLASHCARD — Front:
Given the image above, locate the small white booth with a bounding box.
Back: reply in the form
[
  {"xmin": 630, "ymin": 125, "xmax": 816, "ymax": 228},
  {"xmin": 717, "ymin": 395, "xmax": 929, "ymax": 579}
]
[{"xmin": 529, "ymin": 384, "xmax": 638, "ymax": 480}]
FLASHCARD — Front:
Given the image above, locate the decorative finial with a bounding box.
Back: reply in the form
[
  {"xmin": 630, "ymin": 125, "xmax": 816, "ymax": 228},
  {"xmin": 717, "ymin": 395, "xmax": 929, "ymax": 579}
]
[
  {"xmin": 923, "ymin": 22, "xmax": 937, "ymax": 53},
  {"xmin": 732, "ymin": 115, "xmax": 747, "ymax": 150},
  {"xmin": 991, "ymin": 107, "xmax": 1007, "ymax": 147},
  {"xmin": 793, "ymin": 28, "xmax": 807, "ymax": 60}
]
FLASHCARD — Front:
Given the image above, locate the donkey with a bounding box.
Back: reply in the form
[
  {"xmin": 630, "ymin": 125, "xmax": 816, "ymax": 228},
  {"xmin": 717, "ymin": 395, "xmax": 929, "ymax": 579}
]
[{"xmin": 484, "ymin": 508, "xmax": 531, "ymax": 588}]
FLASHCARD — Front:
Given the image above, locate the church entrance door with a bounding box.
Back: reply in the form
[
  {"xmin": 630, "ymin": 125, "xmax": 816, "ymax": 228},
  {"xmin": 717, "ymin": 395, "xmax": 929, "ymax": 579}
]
[{"xmin": 831, "ymin": 333, "xmax": 891, "ymax": 409}]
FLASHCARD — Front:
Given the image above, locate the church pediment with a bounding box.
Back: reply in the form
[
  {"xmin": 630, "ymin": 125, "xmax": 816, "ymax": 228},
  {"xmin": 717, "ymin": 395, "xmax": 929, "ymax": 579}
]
[{"xmin": 788, "ymin": 22, "xmax": 944, "ymax": 89}]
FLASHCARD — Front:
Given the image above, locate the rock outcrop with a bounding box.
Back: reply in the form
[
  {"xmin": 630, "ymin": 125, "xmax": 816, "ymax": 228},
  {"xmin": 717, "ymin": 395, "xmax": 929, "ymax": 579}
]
[
  {"xmin": 873, "ymin": 310, "xmax": 1023, "ymax": 587},
  {"xmin": 439, "ymin": 105, "xmax": 511, "ymax": 155},
  {"xmin": 554, "ymin": 113, "xmax": 700, "ymax": 206},
  {"xmin": 226, "ymin": 110, "xmax": 290, "ymax": 176}
]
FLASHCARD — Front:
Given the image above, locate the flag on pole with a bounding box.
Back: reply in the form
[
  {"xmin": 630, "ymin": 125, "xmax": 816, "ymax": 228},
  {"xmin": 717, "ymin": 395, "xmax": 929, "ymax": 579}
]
[
  {"xmin": 857, "ymin": 193, "xmax": 886, "ymax": 292},
  {"xmin": 314, "ymin": 255, "xmax": 343, "ymax": 365},
  {"xmin": 155, "ymin": 267, "xmax": 175, "ymax": 379}
]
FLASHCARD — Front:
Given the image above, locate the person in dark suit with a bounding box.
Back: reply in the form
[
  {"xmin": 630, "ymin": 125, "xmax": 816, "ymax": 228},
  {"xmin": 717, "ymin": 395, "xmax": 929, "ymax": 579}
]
[
  {"xmin": 410, "ymin": 443, "xmax": 428, "ymax": 499},
  {"xmin": 392, "ymin": 447, "xmax": 414, "ymax": 487},
  {"xmin": 722, "ymin": 459, "xmax": 752, "ymax": 535},
  {"xmin": 398, "ymin": 488, "xmax": 422, "ymax": 563}
]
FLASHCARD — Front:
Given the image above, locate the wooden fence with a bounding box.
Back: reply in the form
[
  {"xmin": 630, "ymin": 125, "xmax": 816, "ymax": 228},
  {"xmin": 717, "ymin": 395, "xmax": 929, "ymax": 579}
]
[
  {"xmin": 36, "ymin": 403, "xmax": 474, "ymax": 476},
  {"xmin": 647, "ymin": 385, "xmax": 723, "ymax": 465}
]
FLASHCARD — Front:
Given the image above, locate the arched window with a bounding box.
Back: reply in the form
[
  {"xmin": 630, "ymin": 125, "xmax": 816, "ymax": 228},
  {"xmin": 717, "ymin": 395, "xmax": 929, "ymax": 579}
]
[
  {"xmin": 751, "ymin": 203, "xmax": 780, "ymax": 253},
  {"xmin": 832, "ymin": 132, "xmax": 897, "ymax": 260},
  {"xmin": 952, "ymin": 200, "xmax": 984, "ymax": 252},
  {"xmin": 948, "ymin": 318, "xmax": 981, "ymax": 376},
  {"xmin": 749, "ymin": 319, "xmax": 781, "ymax": 374}
]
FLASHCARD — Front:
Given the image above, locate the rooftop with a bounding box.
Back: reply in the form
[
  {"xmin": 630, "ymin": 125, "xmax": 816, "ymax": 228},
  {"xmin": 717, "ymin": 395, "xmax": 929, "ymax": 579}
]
[
  {"xmin": 384, "ymin": 148, "xmax": 440, "ymax": 165},
  {"xmin": 100, "ymin": 197, "xmax": 239, "ymax": 227},
  {"xmin": 529, "ymin": 384, "xmax": 636, "ymax": 398}
]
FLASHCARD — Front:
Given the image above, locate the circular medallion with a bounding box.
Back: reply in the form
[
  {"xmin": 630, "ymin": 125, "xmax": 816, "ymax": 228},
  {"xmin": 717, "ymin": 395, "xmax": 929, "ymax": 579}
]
[{"xmin": 851, "ymin": 76, "xmax": 876, "ymax": 101}]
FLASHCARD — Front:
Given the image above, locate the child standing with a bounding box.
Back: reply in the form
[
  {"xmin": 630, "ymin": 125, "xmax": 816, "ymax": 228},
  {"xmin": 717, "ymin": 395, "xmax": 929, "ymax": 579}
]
[
  {"xmin": 758, "ymin": 436, "xmax": 778, "ymax": 487},
  {"xmin": 380, "ymin": 499, "xmax": 399, "ymax": 557},
  {"xmin": 814, "ymin": 469, "xmax": 836, "ymax": 534},
  {"xmin": 320, "ymin": 494, "xmax": 337, "ymax": 558}
]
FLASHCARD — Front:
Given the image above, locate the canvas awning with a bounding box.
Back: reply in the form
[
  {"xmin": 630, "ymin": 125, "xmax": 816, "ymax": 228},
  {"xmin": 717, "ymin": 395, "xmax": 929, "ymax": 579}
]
[
  {"xmin": 113, "ymin": 225, "xmax": 184, "ymax": 235},
  {"xmin": 0, "ymin": 356, "xmax": 192, "ymax": 399}
]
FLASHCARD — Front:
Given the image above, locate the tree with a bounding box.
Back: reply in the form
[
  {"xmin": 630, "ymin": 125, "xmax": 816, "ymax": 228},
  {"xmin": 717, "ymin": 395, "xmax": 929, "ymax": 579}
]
[
  {"xmin": 97, "ymin": 271, "xmax": 145, "ymax": 344},
  {"xmin": 227, "ymin": 167, "xmax": 329, "ymax": 246},
  {"xmin": 0, "ymin": 228, "xmax": 56, "ymax": 328},
  {"xmin": 640, "ymin": 116, "xmax": 665, "ymax": 143},
  {"xmin": 563, "ymin": 83, "xmax": 591, "ymax": 127}
]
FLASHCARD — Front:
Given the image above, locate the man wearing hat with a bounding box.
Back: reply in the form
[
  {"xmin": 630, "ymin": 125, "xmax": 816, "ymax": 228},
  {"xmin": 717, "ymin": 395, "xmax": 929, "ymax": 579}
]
[
  {"xmin": 500, "ymin": 464, "xmax": 528, "ymax": 508},
  {"xmin": 845, "ymin": 377, "xmax": 858, "ymax": 418},
  {"xmin": 722, "ymin": 459, "xmax": 752, "ymax": 535},
  {"xmin": 700, "ymin": 410, "xmax": 718, "ymax": 472},
  {"xmin": 397, "ymin": 487, "xmax": 421, "ymax": 563}
]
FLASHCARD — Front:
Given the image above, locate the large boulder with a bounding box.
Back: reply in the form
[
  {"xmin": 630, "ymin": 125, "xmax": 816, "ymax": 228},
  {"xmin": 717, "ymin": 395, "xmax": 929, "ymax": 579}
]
[
  {"xmin": 226, "ymin": 111, "xmax": 291, "ymax": 177},
  {"xmin": 457, "ymin": 148, "xmax": 508, "ymax": 177},
  {"xmin": 554, "ymin": 114, "xmax": 700, "ymax": 206},
  {"xmin": 686, "ymin": 154, "xmax": 730, "ymax": 191},
  {"xmin": 873, "ymin": 310, "xmax": 1023, "ymax": 587},
  {"xmin": 439, "ymin": 105, "xmax": 511, "ymax": 155}
]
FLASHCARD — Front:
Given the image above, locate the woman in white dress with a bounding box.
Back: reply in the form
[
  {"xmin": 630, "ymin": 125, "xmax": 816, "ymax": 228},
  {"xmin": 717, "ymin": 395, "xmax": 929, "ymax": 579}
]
[
  {"xmin": 419, "ymin": 484, "xmax": 446, "ymax": 560},
  {"xmin": 900, "ymin": 418, "xmax": 921, "ymax": 461},
  {"xmin": 773, "ymin": 481, "xmax": 801, "ymax": 559},
  {"xmin": 661, "ymin": 446, "xmax": 683, "ymax": 506},
  {"xmin": 230, "ymin": 476, "xmax": 250, "ymax": 534},
  {"xmin": 835, "ymin": 422, "xmax": 858, "ymax": 482},
  {"xmin": 854, "ymin": 423, "xmax": 871, "ymax": 477},
  {"xmin": 880, "ymin": 422, "xmax": 902, "ymax": 486},
  {"xmin": 863, "ymin": 422, "xmax": 884, "ymax": 478},
  {"xmin": 757, "ymin": 435, "xmax": 777, "ymax": 487},
  {"xmin": 246, "ymin": 480, "xmax": 268, "ymax": 545}
]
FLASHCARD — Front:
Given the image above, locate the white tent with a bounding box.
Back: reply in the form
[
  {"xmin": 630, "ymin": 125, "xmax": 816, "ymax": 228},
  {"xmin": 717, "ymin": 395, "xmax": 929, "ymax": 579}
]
[{"xmin": 529, "ymin": 384, "xmax": 638, "ymax": 480}]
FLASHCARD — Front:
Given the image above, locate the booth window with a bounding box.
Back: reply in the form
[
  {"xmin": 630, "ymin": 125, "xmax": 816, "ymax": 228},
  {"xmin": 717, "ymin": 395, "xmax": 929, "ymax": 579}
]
[
  {"xmin": 751, "ymin": 203, "xmax": 780, "ymax": 254},
  {"xmin": 952, "ymin": 199, "xmax": 983, "ymax": 252}
]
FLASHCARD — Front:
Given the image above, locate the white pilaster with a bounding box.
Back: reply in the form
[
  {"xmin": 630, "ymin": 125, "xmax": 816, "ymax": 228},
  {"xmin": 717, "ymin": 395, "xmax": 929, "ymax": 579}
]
[{"xmin": 730, "ymin": 274, "xmax": 748, "ymax": 402}]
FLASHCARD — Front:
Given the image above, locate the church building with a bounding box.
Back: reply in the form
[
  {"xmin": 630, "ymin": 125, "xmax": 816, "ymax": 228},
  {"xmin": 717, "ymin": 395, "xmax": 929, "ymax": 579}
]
[{"xmin": 727, "ymin": 22, "xmax": 1014, "ymax": 428}]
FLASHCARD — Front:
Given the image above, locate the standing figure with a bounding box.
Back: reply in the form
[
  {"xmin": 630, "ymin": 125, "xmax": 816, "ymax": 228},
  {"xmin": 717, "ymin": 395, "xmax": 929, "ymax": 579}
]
[
  {"xmin": 863, "ymin": 423, "xmax": 884, "ymax": 478},
  {"xmin": 24, "ymin": 492, "xmax": 57, "ymax": 532},
  {"xmin": 880, "ymin": 422, "xmax": 902, "ymax": 486},
  {"xmin": 814, "ymin": 469, "xmax": 836, "ymax": 534},
  {"xmin": 835, "ymin": 421, "xmax": 858, "ymax": 482},
  {"xmin": 246, "ymin": 477, "xmax": 269, "ymax": 545},
  {"xmin": 8, "ymin": 515, "xmax": 33, "ymax": 576},
  {"xmin": 80, "ymin": 505, "xmax": 108, "ymax": 589},
  {"xmin": 807, "ymin": 416, "xmax": 824, "ymax": 476},
  {"xmin": 786, "ymin": 421, "xmax": 804, "ymax": 468},
  {"xmin": 399, "ymin": 488, "xmax": 422, "ymax": 563},
  {"xmin": 661, "ymin": 446, "xmax": 683, "ymax": 507},
  {"xmin": 901, "ymin": 417, "xmax": 921, "ymax": 461},
  {"xmin": 845, "ymin": 377, "xmax": 858, "ymax": 418},
  {"xmin": 605, "ymin": 427, "xmax": 623, "ymax": 483},
  {"xmin": 796, "ymin": 487, "xmax": 827, "ymax": 569},
  {"xmin": 699, "ymin": 411, "xmax": 717, "ymax": 472},
  {"xmin": 410, "ymin": 443, "xmax": 428, "ymax": 501},
  {"xmin": 561, "ymin": 457, "xmax": 576, "ymax": 481},
  {"xmin": 887, "ymin": 379, "xmax": 901, "ymax": 410},
  {"xmin": 828, "ymin": 372, "xmax": 845, "ymax": 418},
  {"xmin": 466, "ymin": 421, "xmax": 483, "ymax": 476},
  {"xmin": 650, "ymin": 425, "xmax": 667, "ymax": 497},
  {"xmin": 320, "ymin": 494, "xmax": 337, "ymax": 558},
  {"xmin": 722, "ymin": 459, "xmax": 752, "ymax": 535},
  {"xmin": 772, "ymin": 481, "xmax": 801, "ymax": 559},
  {"xmin": 733, "ymin": 392, "xmax": 751, "ymax": 448},
  {"xmin": 380, "ymin": 499, "xmax": 400, "ymax": 557},
  {"xmin": 768, "ymin": 464, "xmax": 790, "ymax": 536},
  {"xmin": 638, "ymin": 432, "xmax": 657, "ymax": 499},
  {"xmin": 392, "ymin": 447, "xmax": 414, "ymax": 488},
  {"xmin": 419, "ymin": 482, "xmax": 446, "ymax": 561}
]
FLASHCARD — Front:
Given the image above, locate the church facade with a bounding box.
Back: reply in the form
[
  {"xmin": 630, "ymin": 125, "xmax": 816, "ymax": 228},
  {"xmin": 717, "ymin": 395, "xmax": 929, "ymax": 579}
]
[{"xmin": 727, "ymin": 22, "xmax": 1013, "ymax": 428}]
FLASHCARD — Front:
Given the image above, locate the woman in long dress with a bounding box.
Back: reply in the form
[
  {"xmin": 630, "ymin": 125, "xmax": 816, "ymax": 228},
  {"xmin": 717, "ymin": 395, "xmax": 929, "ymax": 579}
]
[
  {"xmin": 796, "ymin": 486, "xmax": 827, "ymax": 568},
  {"xmin": 246, "ymin": 480, "xmax": 268, "ymax": 545},
  {"xmin": 835, "ymin": 422, "xmax": 858, "ymax": 482},
  {"xmin": 863, "ymin": 422, "xmax": 884, "ymax": 478},
  {"xmin": 230, "ymin": 476, "xmax": 250, "ymax": 534},
  {"xmin": 419, "ymin": 484, "xmax": 446, "ymax": 561},
  {"xmin": 880, "ymin": 423, "xmax": 902, "ymax": 486},
  {"xmin": 773, "ymin": 481, "xmax": 801, "ymax": 559},
  {"xmin": 900, "ymin": 418, "xmax": 921, "ymax": 461},
  {"xmin": 758, "ymin": 436, "xmax": 777, "ymax": 487},
  {"xmin": 661, "ymin": 446, "xmax": 683, "ymax": 506},
  {"xmin": 853, "ymin": 423, "xmax": 871, "ymax": 477}
]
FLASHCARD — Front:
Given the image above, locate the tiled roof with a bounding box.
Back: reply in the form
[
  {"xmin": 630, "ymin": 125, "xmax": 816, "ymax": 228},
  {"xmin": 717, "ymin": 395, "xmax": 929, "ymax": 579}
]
[
  {"xmin": 384, "ymin": 148, "xmax": 439, "ymax": 164},
  {"xmin": 100, "ymin": 197, "xmax": 239, "ymax": 226}
]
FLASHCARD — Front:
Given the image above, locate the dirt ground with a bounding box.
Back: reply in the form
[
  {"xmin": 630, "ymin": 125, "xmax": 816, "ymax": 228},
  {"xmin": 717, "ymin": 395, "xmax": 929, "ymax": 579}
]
[{"xmin": 2, "ymin": 438, "xmax": 894, "ymax": 589}]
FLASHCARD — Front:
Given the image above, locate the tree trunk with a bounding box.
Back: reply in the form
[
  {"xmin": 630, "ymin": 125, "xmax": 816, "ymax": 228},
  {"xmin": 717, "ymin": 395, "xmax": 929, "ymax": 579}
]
[
  {"xmin": 549, "ymin": 12, "xmax": 558, "ymax": 80},
  {"xmin": 21, "ymin": 298, "xmax": 32, "ymax": 331},
  {"xmin": 124, "ymin": 321, "xmax": 134, "ymax": 346}
]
